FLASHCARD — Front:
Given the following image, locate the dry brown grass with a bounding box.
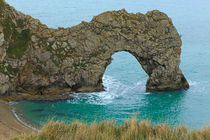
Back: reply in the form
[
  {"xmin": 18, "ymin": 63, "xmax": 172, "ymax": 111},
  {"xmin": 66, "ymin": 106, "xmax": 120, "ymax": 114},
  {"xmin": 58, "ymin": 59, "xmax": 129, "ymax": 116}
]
[{"xmin": 11, "ymin": 118, "xmax": 210, "ymax": 140}]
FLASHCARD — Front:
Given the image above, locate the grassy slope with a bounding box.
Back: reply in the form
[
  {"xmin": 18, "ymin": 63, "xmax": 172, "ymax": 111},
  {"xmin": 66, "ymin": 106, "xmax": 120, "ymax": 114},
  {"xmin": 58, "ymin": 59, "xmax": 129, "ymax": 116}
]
[{"xmin": 11, "ymin": 118, "xmax": 210, "ymax": 140}]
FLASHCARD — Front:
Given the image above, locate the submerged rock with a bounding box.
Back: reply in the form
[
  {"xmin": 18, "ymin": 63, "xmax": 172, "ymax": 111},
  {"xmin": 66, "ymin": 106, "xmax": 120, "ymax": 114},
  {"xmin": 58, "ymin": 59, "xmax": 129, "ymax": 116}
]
[{"xmin": 0, "ymin": 0, "xmax": 189, "ymax": 96}]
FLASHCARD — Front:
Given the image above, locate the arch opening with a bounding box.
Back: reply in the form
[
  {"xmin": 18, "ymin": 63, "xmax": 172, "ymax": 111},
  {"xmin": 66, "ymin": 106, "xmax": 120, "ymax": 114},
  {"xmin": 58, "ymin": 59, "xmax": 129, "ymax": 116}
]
[{"xmin": 102, "ymin": 51, "xmax": 148, "ymax": 91}]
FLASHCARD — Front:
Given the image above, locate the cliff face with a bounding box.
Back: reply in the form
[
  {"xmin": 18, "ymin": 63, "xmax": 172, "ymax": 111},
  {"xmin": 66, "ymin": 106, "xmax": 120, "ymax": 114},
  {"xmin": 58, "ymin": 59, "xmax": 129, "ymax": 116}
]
[{"xmin": 0, "ymin": 0, "xmax": 189, "ymax": 95}]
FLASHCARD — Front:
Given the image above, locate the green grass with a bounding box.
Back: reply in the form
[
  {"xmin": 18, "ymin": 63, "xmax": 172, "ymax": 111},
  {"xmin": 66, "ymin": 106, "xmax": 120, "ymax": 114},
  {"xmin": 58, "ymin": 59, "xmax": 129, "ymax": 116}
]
[
  {"xmin": 1, "ymin": 14, "xmax": 31, "ymax": 59},
  {"xmin": 0, "ymin": 62, "xmax": 19, "ymax": 79},
  {"xmin": 0, "ymin": 65, "xmax": 6, "ymax": 74},
  {"xmin": 6, "ymin": 64, "xmax": 19, "ymax": 75},
  {"xmin": 6, "ymin": 29, "xmax": 30, "ymax": 59},
  {"xmin": 11, "ymin": 118, "xmax": 210, "ymax": 140},
  {"xmin": 0, "ymin": 64, "xmax": 9, "ymax": 76}
]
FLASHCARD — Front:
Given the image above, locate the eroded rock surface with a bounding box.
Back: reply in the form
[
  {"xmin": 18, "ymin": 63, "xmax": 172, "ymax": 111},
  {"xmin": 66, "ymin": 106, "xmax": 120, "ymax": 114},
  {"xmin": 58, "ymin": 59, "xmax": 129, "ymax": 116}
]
[{"xmin": 0, "ymin": 0, "xmax": 189, "ymax": 95}]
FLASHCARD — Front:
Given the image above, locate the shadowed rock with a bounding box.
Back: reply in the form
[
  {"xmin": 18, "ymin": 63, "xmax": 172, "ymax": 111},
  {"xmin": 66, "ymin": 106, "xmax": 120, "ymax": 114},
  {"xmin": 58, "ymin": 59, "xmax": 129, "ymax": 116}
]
[{"xmin": 0, "ymin": 0, "xmax": 189, "ymax": 96}]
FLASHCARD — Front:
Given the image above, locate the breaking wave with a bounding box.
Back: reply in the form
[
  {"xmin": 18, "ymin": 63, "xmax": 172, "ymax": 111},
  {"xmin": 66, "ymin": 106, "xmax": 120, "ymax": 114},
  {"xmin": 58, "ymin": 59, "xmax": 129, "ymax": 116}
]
[{"xmin": 68, "ymin": 75, "xmax": 146, "ymax": 105}]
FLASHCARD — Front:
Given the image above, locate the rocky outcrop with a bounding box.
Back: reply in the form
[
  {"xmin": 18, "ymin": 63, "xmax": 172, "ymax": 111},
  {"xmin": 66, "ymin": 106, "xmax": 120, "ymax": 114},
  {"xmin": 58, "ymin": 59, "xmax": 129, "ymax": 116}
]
[{"xmin": 0, "ymin": 0, "xmax": 189, "ymax": 96}]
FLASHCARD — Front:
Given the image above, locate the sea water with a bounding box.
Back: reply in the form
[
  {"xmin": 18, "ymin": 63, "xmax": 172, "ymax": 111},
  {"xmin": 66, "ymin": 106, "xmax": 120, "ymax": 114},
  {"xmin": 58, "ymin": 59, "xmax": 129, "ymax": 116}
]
[{"xmin": 6, "ymin": 0, "xmax": 210, "ymax": 129}]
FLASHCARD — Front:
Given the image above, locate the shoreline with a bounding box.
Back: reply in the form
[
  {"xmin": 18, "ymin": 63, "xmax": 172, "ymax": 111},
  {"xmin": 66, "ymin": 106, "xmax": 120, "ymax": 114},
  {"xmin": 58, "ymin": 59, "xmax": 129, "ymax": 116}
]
[
  {"xmin": 0, "ymin": 88, "xmax": 73, "ymax": 102},
  {"xmin": 0, "ymin": 101, "xmax": 36, "ymax": 140},
  {"xmin": 10, "ymin": 102, "xmax": 40, "ymax": 132}
]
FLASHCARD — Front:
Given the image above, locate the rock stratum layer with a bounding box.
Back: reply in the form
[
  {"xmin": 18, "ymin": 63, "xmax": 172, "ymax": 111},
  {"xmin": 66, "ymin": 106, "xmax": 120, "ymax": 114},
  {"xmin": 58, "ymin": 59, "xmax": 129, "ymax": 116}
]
[{"xmin": 0, "ymin": 0, "xmax": 189, "ymax": 96}]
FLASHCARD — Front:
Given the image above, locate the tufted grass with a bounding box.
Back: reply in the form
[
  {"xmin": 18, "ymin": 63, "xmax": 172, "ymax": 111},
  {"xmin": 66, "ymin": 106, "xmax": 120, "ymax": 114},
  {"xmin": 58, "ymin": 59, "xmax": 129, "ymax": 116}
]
[{"xmin": 11, "ymin": 118, "xmax": 210, "ymax": 140}]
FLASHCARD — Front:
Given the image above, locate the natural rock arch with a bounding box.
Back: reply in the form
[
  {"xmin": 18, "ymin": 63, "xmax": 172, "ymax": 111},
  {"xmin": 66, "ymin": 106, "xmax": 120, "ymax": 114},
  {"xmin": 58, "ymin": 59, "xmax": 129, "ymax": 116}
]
[{"xmin": 0, "ymin": 0, "xmax": 189, "ymax": 95}]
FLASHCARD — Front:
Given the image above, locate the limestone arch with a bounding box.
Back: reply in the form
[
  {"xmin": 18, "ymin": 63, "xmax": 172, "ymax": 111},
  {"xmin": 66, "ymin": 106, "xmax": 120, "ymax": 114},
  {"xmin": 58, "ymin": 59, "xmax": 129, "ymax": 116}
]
[
  {"xmin": 67, "ymin": 10, "xmax": 189, "ymax": 92},
  {"xmin": 0, "ymin": 1, "xmax": 189, "ymax": 95}
]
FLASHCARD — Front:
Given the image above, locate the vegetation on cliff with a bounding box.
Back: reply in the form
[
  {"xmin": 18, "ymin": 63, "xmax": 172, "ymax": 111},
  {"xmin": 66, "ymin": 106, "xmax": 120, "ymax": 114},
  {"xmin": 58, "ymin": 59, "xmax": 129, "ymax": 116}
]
[
  {"xmin": 0, "ymin": 0, "xmax": 5, "ymax": 11},
  {"xmin": 11, "ymin": 118, "xmax": 210, "ymax": 140},
  {"xmin": 1, "ymin": 7, "xmax": 31, "ymax": 59}
]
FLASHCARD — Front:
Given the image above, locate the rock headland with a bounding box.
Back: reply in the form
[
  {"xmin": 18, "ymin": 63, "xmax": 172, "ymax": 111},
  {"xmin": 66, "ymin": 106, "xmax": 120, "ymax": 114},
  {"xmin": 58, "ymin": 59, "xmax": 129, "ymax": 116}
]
[{"xmin": 0, "ymin": 0, "xmax": 189, "ymax": 97}]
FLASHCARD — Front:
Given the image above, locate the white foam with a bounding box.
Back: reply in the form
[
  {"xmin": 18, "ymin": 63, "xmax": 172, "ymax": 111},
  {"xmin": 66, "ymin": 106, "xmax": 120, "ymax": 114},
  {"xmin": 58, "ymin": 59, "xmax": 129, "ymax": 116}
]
[
  {"xmin": 189, "ymin": 80, "xmax": 198, "ymax": 86},
  {"xmin": 10, "ymin": 102, "xmax": 39, "ymax": 132},
  {"xmin": 67, "ymin": 75, "xmax": 146, "ymax": 105}
]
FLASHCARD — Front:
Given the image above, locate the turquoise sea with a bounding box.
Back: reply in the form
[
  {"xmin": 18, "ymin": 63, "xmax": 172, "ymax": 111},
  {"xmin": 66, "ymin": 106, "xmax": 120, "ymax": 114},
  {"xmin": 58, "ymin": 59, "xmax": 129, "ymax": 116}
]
[{"xmin": 7, "ymin": 0, "xmax": 210, "ymax": 129}]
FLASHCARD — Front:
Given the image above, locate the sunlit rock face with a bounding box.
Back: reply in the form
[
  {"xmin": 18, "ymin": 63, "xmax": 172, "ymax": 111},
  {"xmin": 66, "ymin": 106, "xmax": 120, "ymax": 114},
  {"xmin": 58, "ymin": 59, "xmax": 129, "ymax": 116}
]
[{"xmin": 0, "ymin": 0, "xmax": 189, "ymax": 95}]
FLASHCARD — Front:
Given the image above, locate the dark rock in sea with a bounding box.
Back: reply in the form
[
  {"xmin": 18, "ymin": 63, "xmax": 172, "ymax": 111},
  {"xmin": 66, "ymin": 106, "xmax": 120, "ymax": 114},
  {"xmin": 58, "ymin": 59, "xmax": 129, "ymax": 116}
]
[
  {"xmin": 0, "ymin": 0, "xmax": 189, "ymax": 97},
  {"xmin": 31, "ymin": 109, "xmax": 44, "ymax": 113}
]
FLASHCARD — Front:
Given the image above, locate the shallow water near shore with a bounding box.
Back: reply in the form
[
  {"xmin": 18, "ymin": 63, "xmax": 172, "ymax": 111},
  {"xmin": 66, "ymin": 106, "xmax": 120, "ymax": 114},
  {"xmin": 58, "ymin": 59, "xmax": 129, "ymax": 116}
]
[{"xmin": 7, "ymin": 0, "xmax": 210, "ymax": 129}]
